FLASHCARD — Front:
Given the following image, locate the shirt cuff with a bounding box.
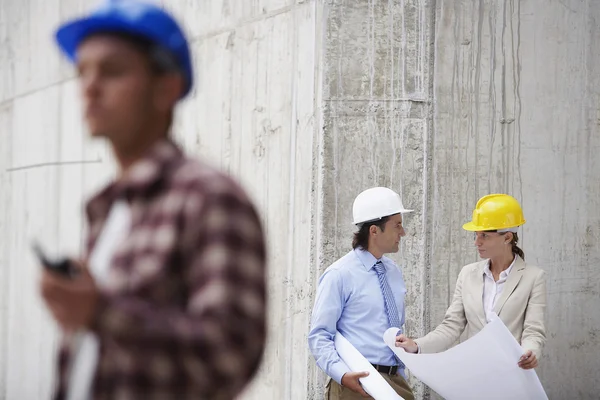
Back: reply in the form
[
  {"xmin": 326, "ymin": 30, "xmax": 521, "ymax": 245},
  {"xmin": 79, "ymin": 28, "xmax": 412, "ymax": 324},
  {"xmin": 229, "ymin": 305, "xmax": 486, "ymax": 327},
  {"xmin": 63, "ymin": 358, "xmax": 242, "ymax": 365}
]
[{"xmin": 330, "ymin": 361, "xmax": 351, "ymax": 385}]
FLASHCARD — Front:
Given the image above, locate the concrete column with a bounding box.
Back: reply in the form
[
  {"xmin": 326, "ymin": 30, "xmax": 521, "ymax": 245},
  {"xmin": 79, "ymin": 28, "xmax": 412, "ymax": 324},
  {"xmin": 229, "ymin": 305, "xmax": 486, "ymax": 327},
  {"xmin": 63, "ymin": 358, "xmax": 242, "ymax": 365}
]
[{"xmin": 315, "ymin": 0, "xmax": 434, "ymax": 398}]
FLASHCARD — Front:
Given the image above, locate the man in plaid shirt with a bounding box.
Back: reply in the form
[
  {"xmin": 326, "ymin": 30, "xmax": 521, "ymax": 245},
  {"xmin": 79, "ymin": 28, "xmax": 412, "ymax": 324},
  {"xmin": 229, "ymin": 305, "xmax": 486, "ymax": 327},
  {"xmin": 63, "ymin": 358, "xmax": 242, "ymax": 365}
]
[{"xmin": 40, "ymin": 1, "xmax": 267, "ymax": 399}]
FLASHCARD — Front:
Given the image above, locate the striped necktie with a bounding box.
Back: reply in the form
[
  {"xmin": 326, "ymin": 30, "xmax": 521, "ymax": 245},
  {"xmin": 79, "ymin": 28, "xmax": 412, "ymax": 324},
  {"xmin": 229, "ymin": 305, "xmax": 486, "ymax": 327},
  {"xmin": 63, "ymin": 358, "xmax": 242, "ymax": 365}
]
[{"xmin": 374, "ymin": 261, "xmax": 405, "ymax": 368}]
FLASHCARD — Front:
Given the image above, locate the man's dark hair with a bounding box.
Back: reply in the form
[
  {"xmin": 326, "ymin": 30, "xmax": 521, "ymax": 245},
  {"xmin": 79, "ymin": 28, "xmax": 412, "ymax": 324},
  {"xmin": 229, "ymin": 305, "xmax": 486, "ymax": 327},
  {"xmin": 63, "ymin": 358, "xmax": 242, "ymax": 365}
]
[
  {"xmin": 89, "ymin": 30, "xmax": 182, "ymax": 75},
  {"xmin": 352, "ymin": 216, "xmax": 389, "ymax": 250}
]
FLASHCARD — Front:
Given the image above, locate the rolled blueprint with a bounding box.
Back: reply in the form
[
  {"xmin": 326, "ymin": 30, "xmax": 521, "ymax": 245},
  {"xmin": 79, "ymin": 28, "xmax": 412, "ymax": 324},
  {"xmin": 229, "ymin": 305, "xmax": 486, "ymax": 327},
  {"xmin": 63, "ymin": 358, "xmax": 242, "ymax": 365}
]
[
  {"xmin": 334, "ymin": 332, "xmax": 404, "ymax": 400},
  {"xmin": 383, "ymin": 318, "xmax": 548, "ymax": 400}
]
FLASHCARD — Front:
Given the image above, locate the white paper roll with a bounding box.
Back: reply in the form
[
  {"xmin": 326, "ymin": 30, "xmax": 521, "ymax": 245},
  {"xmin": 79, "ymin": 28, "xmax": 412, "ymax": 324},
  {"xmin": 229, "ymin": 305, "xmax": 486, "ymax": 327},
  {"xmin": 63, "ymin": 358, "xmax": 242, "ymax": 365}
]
[{"xmin": 334, "ymin": 332, "xmax": 404, "ymax": 400}]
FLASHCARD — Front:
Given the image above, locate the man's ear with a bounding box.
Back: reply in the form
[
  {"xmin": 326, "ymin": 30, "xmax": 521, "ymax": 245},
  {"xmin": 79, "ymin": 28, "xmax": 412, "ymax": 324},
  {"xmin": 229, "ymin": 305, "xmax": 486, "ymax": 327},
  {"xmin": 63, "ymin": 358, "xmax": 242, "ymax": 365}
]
[
  {"xmin": 369, "ymin": 225, "xmax": 378, "ymax": 236},
  {"xmin": 153, "ymin": 73, "xmax": 184, "ymax": 112}
]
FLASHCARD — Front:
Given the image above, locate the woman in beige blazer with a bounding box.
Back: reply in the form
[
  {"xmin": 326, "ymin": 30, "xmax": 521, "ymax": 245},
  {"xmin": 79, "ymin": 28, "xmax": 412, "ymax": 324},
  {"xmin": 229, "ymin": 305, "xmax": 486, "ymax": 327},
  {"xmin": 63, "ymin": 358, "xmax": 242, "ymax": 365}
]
[{"xmin": 396, "ymin": 194, "xmax": 546, "ymax": 369}]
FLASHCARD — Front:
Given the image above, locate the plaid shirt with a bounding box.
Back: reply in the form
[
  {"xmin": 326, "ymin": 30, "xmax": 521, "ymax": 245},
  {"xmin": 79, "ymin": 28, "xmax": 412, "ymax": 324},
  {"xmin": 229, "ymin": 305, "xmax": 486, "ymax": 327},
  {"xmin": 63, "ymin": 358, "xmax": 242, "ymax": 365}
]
[{"xmin": 53, "ymin": 139, "xmax": 267, "ymax": 400}]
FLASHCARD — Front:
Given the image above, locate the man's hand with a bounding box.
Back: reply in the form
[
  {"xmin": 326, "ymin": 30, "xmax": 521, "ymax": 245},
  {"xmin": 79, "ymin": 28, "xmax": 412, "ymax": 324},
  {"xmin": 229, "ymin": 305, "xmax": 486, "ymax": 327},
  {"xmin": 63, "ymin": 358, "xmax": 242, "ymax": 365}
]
[
  {"xmin": 395, "ymin": 334, "xmax": 418, "ymax": 353},
  {"xmin": 341, "ymin": 371, "xmax": 370, "ymax": 397},
  {"xmin": 40, "ymin": 262, "xmax": 99, "ymax": 332},
  {"xmin": 518, "ymin": 350, "xmax": 538, "ymax": 369}
]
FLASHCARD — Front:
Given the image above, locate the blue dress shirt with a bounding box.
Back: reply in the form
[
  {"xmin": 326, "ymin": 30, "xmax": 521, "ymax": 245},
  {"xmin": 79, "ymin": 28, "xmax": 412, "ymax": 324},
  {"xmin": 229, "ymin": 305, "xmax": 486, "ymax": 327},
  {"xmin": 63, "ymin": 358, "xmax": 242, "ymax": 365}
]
[{"xmin": 308, "ymin": 248, "xmax": 407, "ymax": 384}]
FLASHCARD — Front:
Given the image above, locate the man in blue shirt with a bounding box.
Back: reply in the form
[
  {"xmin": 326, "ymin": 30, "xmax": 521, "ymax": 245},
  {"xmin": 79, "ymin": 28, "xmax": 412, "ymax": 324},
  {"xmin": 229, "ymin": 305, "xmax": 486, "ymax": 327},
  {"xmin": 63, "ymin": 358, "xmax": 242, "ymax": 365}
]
[{"xmin": 309, "ymin": 187, "xmax": 415, "ymax": 400}]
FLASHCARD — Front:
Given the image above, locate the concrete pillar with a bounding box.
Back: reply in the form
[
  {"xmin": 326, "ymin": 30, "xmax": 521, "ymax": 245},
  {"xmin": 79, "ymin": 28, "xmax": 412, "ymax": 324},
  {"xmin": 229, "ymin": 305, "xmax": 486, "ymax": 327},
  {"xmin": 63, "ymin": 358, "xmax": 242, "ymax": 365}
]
[
  {"xmin": 315, "ymin": 0, "xmax": 433, "ymax": 398},
  {"xmin": 430, "ymin": 1, "xmax": 600, "ymax": 398}
]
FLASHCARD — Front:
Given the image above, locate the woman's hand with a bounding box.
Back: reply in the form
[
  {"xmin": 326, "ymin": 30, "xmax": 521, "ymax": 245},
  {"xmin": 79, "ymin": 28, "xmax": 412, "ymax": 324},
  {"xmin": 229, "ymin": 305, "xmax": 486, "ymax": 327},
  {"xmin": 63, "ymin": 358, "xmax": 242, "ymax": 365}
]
[
  {"xmin": 395, "ymin": 334, "xmax": 419, "ymax": 353},
  {"xmin": 518, "ymin": 350, "xmax": 538, "ymax": 369}
]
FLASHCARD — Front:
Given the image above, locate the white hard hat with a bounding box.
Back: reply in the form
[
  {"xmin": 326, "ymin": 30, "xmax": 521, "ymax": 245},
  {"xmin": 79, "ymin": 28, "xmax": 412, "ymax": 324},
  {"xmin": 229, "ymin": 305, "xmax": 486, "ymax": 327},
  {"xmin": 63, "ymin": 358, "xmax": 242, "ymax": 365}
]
[{"xmin": 352, "ymin": 187, "xmax": 413, "ymax": 225}]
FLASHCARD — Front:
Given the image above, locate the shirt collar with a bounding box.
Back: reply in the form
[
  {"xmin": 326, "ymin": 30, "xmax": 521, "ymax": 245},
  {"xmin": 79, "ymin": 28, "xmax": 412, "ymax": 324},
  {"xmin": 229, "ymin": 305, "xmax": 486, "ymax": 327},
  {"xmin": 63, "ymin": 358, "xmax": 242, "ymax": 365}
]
[
  {"xmin": 354, "ymin": 247, "xmax": 383, "ymax": 271},
  {"xmin": 86, "ymin": 138, "xmax": 183, "ymax": 223},
  {"xmin": 484, "ymin": 256, "xmax": 516, "ymax": 278}
]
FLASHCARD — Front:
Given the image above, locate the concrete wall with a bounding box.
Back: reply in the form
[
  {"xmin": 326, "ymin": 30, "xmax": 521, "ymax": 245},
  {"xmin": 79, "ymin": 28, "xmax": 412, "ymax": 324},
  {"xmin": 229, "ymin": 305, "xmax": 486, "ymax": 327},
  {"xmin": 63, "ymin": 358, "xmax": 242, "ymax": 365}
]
[
  {"xmin": 0, "ymin": 0, "xmax": 321, "ymax": 399},
  {"xmin": 430, "ymin": 1, "xmax": 600, "ymax": 398},
  {"xmin": 1, "ymin": 0, "xmax": 599, "ymax": 399},
  {"xmin": 317, "ymin": 1, "xmax": 600, "ymax": 399},
  {"xmin": 163, "ymin": 1, "xmax": 322, "ymax": 398},
  {"xmin": 0, "ymin": 0, "xmax": 117, "ymax": 398}
]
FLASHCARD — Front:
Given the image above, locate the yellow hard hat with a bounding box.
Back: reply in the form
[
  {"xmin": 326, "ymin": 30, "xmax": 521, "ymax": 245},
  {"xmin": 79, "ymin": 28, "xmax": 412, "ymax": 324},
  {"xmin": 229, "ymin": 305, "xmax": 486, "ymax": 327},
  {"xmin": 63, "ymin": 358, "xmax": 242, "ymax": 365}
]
[{"xmin": 462, "ymin": 194, "xmax": 525, "ymax": 232}]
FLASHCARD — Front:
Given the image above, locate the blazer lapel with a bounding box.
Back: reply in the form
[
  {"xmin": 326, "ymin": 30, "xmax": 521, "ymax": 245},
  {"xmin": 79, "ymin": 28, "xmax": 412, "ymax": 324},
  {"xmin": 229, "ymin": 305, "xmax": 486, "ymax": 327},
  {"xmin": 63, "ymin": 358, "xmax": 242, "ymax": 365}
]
[
  {"xmin": 470, "ymin": 261, "xmax": 487, "ymax": 326},
  {"xmin": 494, "ymin": 256, "xmax": 526, "ymax": 315}
]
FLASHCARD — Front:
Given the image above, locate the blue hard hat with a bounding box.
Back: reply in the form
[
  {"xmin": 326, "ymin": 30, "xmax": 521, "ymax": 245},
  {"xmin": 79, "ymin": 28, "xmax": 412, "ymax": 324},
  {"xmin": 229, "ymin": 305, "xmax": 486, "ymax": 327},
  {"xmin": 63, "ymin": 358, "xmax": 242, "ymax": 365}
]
[{"xmin": 55, "ymin": 0, "xmax": 193, "ymax": 98}]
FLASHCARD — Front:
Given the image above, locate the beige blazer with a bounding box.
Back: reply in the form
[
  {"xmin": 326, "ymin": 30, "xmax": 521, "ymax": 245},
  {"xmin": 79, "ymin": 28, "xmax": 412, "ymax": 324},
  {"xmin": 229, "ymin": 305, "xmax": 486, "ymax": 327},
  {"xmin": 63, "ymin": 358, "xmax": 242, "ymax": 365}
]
[{"xmin": 415, "ymin": 257, "xmax": 547, "ymax": 359}]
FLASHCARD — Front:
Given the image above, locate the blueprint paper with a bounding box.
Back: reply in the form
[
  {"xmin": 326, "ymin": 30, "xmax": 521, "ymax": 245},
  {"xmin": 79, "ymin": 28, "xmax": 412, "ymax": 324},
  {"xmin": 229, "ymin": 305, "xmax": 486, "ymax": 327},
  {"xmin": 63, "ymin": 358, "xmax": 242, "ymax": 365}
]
[
  {"xmin": 383, "ymin": 318, "xmax": 548, "ymax": 400},
  {"xmin": 334, "ymin": 332, "xmax": 404, "ymax": 400}
]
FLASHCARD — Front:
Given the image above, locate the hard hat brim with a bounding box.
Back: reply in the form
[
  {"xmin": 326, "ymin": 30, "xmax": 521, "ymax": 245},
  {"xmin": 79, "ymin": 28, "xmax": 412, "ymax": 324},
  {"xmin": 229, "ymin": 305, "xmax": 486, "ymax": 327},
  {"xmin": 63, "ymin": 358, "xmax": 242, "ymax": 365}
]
[
  {"xmin": 56, "ymin": 16, "xmax": 142, "ymax": 63},
  {"xmin": 462, "ymin": 221, "xmax": 525, "ymax": 232},
  {"xmin": 462, "ymin": 222, "xmax": 484, "ymax": 232}
]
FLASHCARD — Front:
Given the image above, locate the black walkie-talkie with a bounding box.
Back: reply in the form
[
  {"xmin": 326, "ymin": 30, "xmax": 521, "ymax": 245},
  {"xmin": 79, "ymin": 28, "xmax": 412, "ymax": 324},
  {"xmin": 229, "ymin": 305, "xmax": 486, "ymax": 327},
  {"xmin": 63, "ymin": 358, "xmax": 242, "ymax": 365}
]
[{"xmin": 32, "ymin": 242, "xmax": 77, "ymax": 278}]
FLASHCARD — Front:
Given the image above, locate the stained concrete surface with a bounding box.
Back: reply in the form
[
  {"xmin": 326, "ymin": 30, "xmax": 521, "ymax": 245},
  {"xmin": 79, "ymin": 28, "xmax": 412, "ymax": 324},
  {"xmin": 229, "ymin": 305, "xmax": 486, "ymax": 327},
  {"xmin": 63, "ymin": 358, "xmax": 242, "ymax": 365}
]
[{"xmin": 429, "ymin": 1, "xmax": 600, "ymax": 398}]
